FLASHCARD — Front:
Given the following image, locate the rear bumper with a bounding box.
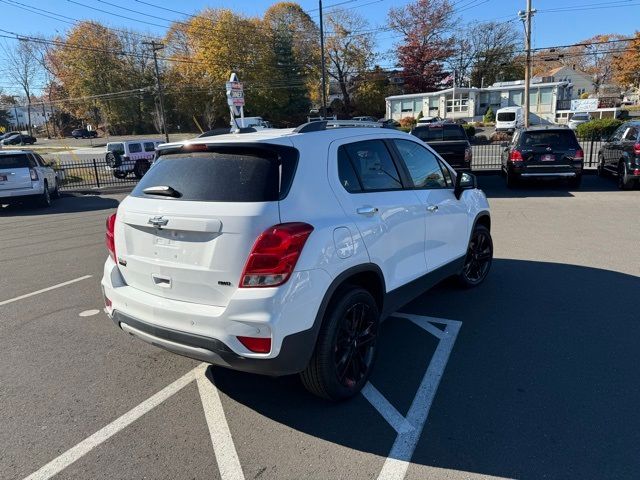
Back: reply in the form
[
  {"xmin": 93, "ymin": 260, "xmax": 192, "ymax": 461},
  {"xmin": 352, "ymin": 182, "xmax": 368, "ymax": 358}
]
[
  {"xmin": 101, "ymin": 257, "xmax": 331, "ymax": 375},
  {"xmin": 0, "ymin": 184, "xmax": 44, "ymax": 201},
  {"xmin": 508, "ymin": 163, "xmax": 583, "ymax": 178}
]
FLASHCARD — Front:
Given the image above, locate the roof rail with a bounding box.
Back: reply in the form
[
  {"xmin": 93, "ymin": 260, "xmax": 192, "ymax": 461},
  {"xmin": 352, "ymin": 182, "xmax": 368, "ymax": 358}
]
[{"xmin": 294, "ymin": 119, "xmax": 394, "ymax": 134}]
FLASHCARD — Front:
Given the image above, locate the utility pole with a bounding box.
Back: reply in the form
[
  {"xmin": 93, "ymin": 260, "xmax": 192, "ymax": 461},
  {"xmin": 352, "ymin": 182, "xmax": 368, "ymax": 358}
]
[
  {"xmin": 319, "ymin": 0, "xmax": 328, "ymax": 119},
  {"xmin": 519, "ymin": 1, "xmax": 535, "ymax": 128},
  {"xmin": 143, "ymin": 40, "xmax": 169, "ymax": 143}
]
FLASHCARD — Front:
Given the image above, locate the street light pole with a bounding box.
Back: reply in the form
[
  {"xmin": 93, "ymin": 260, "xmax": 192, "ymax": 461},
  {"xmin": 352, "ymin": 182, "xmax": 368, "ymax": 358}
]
[
  {"xmin": 319, "ymin": 0, "xmax": 328, "ymax": 119},
  {"xmin": 520, "ymin": 0, "xmax": 535, "ymax": 128},
  {"xmin": 143, "ymin": 40, "xmax": 169, "ymax": 143}
]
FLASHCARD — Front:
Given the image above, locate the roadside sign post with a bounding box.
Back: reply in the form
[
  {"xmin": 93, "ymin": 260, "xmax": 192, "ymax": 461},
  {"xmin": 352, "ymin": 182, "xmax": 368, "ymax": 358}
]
[{"xmin": 226, "ymin": 73, "xmax": 245, "ymax": 129}]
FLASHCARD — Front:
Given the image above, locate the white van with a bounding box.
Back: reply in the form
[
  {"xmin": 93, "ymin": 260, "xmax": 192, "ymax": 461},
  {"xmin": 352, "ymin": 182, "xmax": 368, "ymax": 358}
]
[
  {"xmin": 231, "ymin": 117, "xmax": 272, "ymax": 130},
  {"xmin": 496, "ymin": 107, "xmax": 524, "ymax": 132}
]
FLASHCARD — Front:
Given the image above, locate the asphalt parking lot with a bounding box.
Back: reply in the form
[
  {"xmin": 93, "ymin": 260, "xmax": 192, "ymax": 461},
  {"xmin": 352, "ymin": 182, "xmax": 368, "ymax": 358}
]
[{"xmin": 1, "ymin": 175, "xmax": 639, "ymax": 480}]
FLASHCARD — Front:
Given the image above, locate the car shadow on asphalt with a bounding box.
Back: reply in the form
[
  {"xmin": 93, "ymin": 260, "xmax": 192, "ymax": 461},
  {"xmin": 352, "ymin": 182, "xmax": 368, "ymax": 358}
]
[
  {"xmin": 212, "ymin": 259, "xmax": 640, "ymax": 479},
  {"xmin": 478, "ymin": 173, "xmax": 623, "ymax": 198},
  {"xmin": 0, "ymin": 193, "xmax": 119, "ymax": 217}
]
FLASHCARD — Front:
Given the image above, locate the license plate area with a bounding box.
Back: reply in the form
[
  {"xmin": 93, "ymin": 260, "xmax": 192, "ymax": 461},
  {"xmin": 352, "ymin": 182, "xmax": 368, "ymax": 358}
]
[{"xmin": 541, "ymin": 154, "xmax": 555, "ymax": 162}]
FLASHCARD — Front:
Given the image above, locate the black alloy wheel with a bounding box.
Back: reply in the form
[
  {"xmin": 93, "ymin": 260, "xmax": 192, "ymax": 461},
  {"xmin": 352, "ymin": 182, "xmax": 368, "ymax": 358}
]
[
  {"xmin": 460, "ymin": 225, "xmax": 493, "ymax": 287},
  {"xmin": 334, "ymin": 302, "xmax": 378, "ymax": 389}
]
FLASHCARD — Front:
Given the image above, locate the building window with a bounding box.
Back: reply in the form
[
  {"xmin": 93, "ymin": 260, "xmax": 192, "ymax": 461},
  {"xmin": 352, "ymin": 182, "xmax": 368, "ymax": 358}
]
[
  {"xmin": 392, "ymin": 101, "xmax": 401, "ymax": 114},
  {"xmin": 539, "ymin": 88, "xmax": 553, "ymax": 105},
  {"xmin": 401, "ymin": 100, "xmax": 413, "ymax": 112},
  {"xmin": 529, "ymin": 90, "xmax": 538, "ymax": 108},
  {"xmin": 414, "ymin": 99, "xmax": 423, "ymax": 115},
  {"xmin": 509, "ymin": 91, "xmax": 523, "ymax": 106},
  {"xmin": 446, "ymin": 93, "xmax": 469, "ymax": 113}
]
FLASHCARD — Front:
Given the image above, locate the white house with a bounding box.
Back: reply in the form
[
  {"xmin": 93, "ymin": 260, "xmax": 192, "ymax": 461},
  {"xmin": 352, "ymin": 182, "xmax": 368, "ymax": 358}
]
[
  {"xmin": 536, "ymin": 66, "xmax": 594, "ymax": 99},
  {"xmin": 386, "ymin": 79, "xmax": 573, "ymax": 124},
  {"xmin": 6, "ymin": 105, "xmax": 55, "ymax": 129}
]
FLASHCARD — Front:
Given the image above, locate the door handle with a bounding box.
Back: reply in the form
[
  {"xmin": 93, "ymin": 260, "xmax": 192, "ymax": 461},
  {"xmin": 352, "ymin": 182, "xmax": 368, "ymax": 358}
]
[
  {"xmin": 426, "ymin": 205, "xmax": 439, "ymax": 213},
  {"xmin": 356, "ymin": 206, "xmax": 378, "ymax": 216}
]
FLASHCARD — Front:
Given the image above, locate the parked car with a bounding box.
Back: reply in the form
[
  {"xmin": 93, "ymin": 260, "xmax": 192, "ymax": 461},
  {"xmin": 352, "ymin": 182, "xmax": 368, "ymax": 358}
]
[
  {"xmin": 101, "ymin": 121, "xmax": 492, "ymax": 400},
  {"xmin": 417, "ymin": 116, "xmax": 442, "ymax": 125},
  {"xmin": 496, "ymin": 106, "xmax": 525, "ymax": 132},
  {"xmin": 0, "ymin": 131, "xmax": 20, "ymax": 142},
  {"xmin": 501, "ymin": 126, "xmax": 584, "ymax": 188},
  {"xmin": 597, "ymin": 121, "xmax": 640, "ymax": 190},
  {"xmin": 71, "ymin": 128, "xmax": 98, "ymax": 139},
  {"xmin": 410, "ymin": 122, "xmax": 472, "ymax": 171},
  {"xmin": 104, "ymin": 139, "xmax": 163, "ymax": 179},
  {"xmin": 1, "ymin": 133, "xmax": 36, "ymax": 145},
  {"xmin": 0, "ymin": 150, "xmax": 59, "ymax": 207},
  {"xmin": 568, "ymin": 112, "xmax": 592, "ymax": 130}
]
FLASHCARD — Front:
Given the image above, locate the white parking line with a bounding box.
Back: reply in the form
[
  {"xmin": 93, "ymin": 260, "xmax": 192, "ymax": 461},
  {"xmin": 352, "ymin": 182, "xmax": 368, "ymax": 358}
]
[
  {"xmin": 0, "ymin": 275, "xmax": 92, "ymax": 307},
  {"xmin": 197, "ymin": 365, "xmax": 246, "ymax": 480},
  {"xmin": 23, "ymin": 365, "xmax": 200, "ymax": 480},
  {"xmin": 372, "ymin": 314, "xmax": 462, "ymax": 480},
  {"xmin": 361, "ymin": 382, "xmax": 414, "ymax": 435}
]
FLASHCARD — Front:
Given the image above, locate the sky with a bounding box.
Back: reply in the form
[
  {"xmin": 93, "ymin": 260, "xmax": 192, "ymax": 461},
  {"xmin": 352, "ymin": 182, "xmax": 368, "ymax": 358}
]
[{"xmin": 0, "ymin": 0, "xmax": 639, "ymax": 95}]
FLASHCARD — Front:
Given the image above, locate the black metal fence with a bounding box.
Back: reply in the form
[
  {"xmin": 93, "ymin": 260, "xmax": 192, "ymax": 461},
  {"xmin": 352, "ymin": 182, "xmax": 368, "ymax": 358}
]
[
  {"xmin": 56, "ymin": 158, "xmax": 139, "ymax": 191},
  {"xmin": 54, "ymin": 137, "xmax": 606, "ymax": 190}
]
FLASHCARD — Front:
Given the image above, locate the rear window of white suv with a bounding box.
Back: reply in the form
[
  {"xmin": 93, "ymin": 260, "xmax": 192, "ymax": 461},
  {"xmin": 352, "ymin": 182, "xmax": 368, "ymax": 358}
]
[
  {"xmin": 132, "ymin": 145, "xmax": 298, "ymax": 202},
  {"xmin": 0, "ymin": 154, "xmax": 30, "ymax": 169}
]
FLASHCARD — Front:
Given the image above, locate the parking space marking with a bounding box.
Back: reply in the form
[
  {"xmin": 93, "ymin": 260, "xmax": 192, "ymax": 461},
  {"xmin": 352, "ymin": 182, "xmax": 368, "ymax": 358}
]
[
  {"xmin": 0, "ymin": 275, "xmax": 92, "ymax": 307},
  {"xmin": 23, "ymin": 365, "xmax": 201, "ymax": 480},
  {"xmin": 373, "ymin": 314, "xmax": 462, "ymax": 480},
  {"xmin": 362, "ymin": 383, "xmax": 414, "ymax": 434},
  {"xmin": 197, "ymin": 365, "xmax": 245, "ymax": 480}
]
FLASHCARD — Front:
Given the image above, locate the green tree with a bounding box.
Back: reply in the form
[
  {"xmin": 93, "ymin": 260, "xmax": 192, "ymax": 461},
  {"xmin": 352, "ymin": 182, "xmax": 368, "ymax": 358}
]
[
  {"xmin": 483, "ymin": 106, "xmax": 495, "ymax": 123},
  {"xmin": 353, "ymin": 67, "xmax": 390, "ymax": 118}
]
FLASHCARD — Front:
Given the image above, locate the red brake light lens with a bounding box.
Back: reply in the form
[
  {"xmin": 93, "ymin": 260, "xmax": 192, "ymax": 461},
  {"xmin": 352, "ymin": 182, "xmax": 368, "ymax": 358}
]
[
  {"xmin": 106, "ymin": 213, "xmax": 117, "ymax": 262},
  {"xmin": 237, "ymin": 336, "xmax": 272, "ymax": 353},
  {"xmin": 240, "ymin": 222, "xmax": 314, "ymax": 288},
  {"xmin": 574, "ymin": 149, "xmax": 584, "ymax": 161},
  {"xmin": 634, "ymin": 143, "xmax": 640, "ymax": 155},
  {"xmin": 509, "ymin": 149, "xmax": 523, "ymax": 162}
]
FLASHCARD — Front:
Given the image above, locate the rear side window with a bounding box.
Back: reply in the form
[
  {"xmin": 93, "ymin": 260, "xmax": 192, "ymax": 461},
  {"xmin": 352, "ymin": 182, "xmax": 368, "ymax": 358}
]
[
  {"xmin": 442, "ymin": 125, "xmax": 467, "ymax": 140},
  {"xmin": 107, "ymin": 143, "xmax": 125, "ymax": 155},
  {"xmin": 394, "ymin": 139, "xmax": 448, "ymax": 189},
  {"xmin": 128, "ymin": 143, "xmax": 142, "ymax": 154},
  {"xmin": 520, "ymin": 130, "xmax": 580, "ymax": 149},
  {"xmin": 498, "ymin": 112, "xmax": 516, "ymax": 122},
  {"xmin": 0, "ymin": 154, "xmax": 30, "ymax": 169},
  {"xmin": 132, "ymin": 146, "xmax": 298, "ymax": 202},
  {"xmin": 342, "ymin": 140, "xmax": 402, "ymax": 191},
  {"xmin": 144, "ymin": 142, "xmax": 156, "ymax": 152},
  {"xmin": 623, "ymin": 126, "xmax": 639, "ymax": 141},
  {"xmin": 413, "ymin": 127, "xmax": 443, "ymax": 142}
]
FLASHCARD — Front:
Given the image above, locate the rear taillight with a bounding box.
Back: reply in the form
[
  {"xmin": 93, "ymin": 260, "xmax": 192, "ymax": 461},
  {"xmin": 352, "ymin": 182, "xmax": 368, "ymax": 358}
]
[
  {"xmin": 634, "ymin": 143, "xmax": 640, "ymax": 156},
  {"xmin": 240, "ymin": 222, "xmax": 314, "ymax": 288},
  {"xmin": 464, "ymin": 146, "xmax": 472, "ymax": 163},
  {"xmin": 574, "ymin": 149, "xmax": 584, "ymax": 161},
  {"xmin": 509, "ymin": 149, "xmax": 523, "ymax": 162},
  {"xmin": 237, "ymin": 336, "xmax": 271, "ymax": 353},
  {"xmin": 106, "ymin": 213, "xmax": 117, "ymax": 262},
  {"xmin": 29, "ymin": 168, "xmax": 38, "ymax": 181}
]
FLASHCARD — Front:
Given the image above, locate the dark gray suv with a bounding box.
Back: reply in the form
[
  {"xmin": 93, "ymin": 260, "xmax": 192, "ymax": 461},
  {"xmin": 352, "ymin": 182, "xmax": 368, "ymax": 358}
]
[{"xmin": 597, "ymin": 121, "xmax": 640, "ymax": 190}]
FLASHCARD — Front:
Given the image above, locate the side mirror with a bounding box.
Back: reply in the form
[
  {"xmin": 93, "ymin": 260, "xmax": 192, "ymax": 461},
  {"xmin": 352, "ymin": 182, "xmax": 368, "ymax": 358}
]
[{"xmin": 454, "ymin": 172, "xmax": 477, "ymax": 199}]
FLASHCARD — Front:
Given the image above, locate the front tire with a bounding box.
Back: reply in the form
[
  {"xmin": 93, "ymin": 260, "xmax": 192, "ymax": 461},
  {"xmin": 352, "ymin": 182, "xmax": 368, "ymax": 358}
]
[
  {"xmin": 301, "ymin": 287, "xmax": 380, "ymax": 401},
  {"xmin": 459, "ymin": 224, "xmax": 493, "ymax": 288},
  {"xmin": 113, "ymin": 171, "xmax": 128, "ymax": 179}
]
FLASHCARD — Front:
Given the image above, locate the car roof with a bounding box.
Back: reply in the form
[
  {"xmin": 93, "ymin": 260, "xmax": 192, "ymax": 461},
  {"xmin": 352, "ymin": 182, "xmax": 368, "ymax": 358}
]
[
  {"xmin": 520, "ymin": 125, "xmax": 572, "ymax": 132},
  {"xmin": 158, "ymin": 126, "xmax": 412, "ymax": 150},
  {"xmin": 0, "ymin": 149, "xmax": 33, "ymax": 155}
]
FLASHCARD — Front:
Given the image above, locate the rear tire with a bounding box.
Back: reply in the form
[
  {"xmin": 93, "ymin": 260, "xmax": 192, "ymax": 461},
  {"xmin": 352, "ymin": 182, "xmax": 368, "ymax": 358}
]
[
  {"xmin": 37, "ymin": 181, "xmax": 52, "ymax": 208},
  {"xmin": 458, "ymin": 225, "xmax": 493, "ymax": 288},
  {"xmin": 568, "ymin": 174, "xmax": 582, "ymax": 189},
  {"xmin": 618, "ymin": 162, "xmax": 634, "ymax": 190},
  {"xmin": 300, "ymin": 286, "xmax": 380, "ymax": 401},
  {"xmin": 506, "ymin": 171, "xmax": 519, "ymax": 188},
  {"xmin": 133, "ymin": 160, "xmax": 150, "ymax": 179}
]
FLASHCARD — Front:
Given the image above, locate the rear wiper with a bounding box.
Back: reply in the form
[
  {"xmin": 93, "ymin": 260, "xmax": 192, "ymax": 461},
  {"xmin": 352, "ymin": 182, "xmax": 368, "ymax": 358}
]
[{"xmin": 143, "ymin": 185, "xmax": 182, "ymax": 198}]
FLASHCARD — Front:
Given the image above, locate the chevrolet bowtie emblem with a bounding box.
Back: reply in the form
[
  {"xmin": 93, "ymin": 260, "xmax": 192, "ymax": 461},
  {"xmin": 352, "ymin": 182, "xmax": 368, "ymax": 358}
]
[{"xmin": 148, "ymin": 216, "xmax": 169, "ymax": 228}]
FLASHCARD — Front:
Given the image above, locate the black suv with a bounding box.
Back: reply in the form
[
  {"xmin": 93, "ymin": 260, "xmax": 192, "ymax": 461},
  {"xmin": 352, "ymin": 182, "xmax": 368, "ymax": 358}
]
[
  {"xmin": 597, "ymin": 121, "xmax": 640, "ymax": 190},
  {"xmin": 501, "ymin": 126, "xmax": 583, "ymax": 188},
  {"xmin": 410, "ymin": 122, "xmax": 472, "ymax": 171},
  {"xmin": 71, "ymin": 128, "xmax": 98, "ymax": 139}
]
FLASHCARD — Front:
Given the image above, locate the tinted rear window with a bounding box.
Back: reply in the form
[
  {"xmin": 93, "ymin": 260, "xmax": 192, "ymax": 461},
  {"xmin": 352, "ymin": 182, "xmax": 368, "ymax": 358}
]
[
  {"xmin": 132, "ymin": 146, "xmax": 298, "ymax": 202},
  {"xmin": 0, "ymin": 154, "xmax": 29, "ymax": 169},
  {"xmin": 521, "ymin": 130, "xmax": 580, "ymax": 149},
  {"xmin": 497, "ymin": 112, "xmax": 516, "ymax": 121},
  {"xmin": 413, "ymin": 124, "xmax": 466, "ymax": 142}
]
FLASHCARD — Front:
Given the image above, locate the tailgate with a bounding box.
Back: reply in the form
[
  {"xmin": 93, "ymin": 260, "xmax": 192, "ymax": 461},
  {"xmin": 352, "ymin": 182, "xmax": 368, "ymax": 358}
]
[
  {"xmin": 0, "ymin": 167, "xmax": 31, "ymax": 191},
  {"xmin": 116, "ymin": 197, "xmax": 280, "ymax": 307}
]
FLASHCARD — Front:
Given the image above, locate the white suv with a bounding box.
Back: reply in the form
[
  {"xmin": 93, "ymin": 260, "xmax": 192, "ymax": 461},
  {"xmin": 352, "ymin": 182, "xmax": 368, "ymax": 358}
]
[
  {"xmin": 101, "ymin": 122, "xmax": 492, "ymax": 400},
  {"xmin": 0, "ymin": 150, "xmax": 59, "ymax": 207},
  {"xmin": 105, "ymin": 140, "xmax": 163, "ymax": 179}
]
